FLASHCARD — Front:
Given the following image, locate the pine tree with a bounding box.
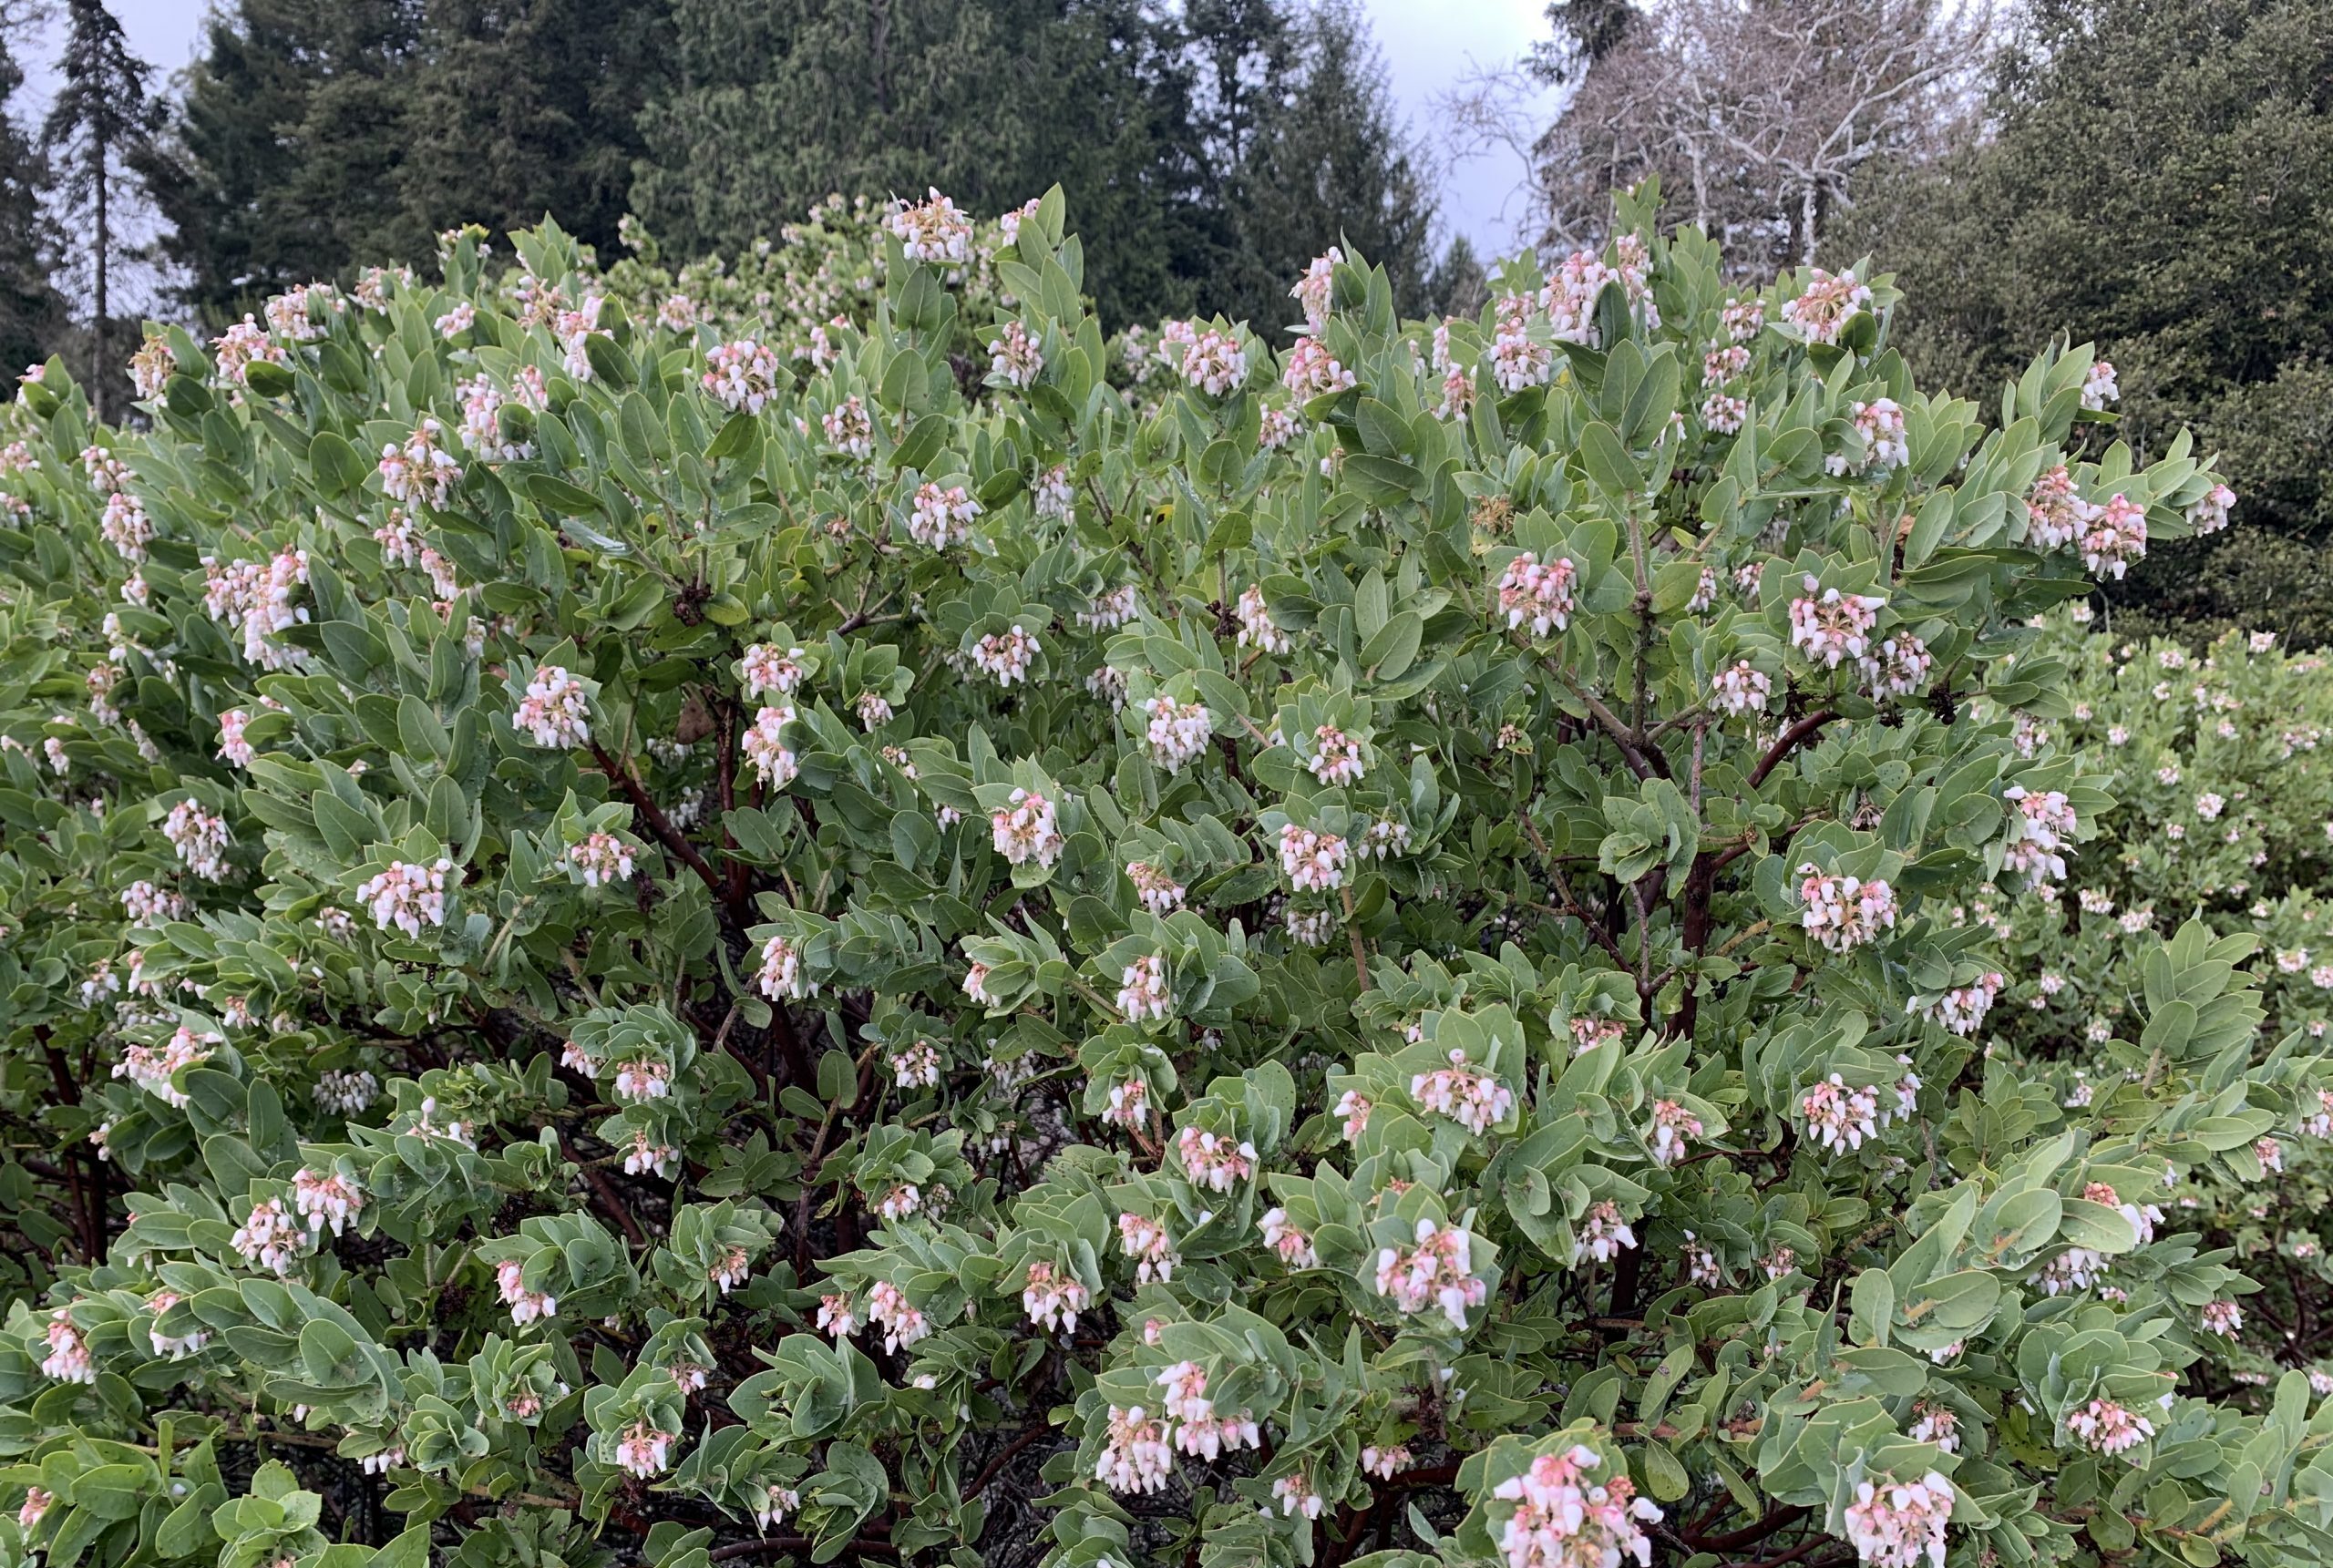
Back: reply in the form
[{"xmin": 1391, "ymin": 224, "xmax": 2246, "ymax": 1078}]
[
  {"xmin": 42, "ymin": 0, "xmax": 159, "ymax": 420},
  {"xmin": 0, "ymin": 23, "xmax": 61, "ymax": 374}
]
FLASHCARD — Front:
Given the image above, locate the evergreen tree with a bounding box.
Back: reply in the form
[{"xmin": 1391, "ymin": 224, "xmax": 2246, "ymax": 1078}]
[
  {"xmin": 138, "ymin": 1, "xmax": 423, "ymax": 322},
  {"xmin": 1197, "ymin": 0, "xmax": 1437, "ymax": 333},
  {"xmin": 0, "ymin": 22, "xmax": 60, "ymax": 374},
  {"xmin": 1837, "ymin": 0, "xmax": 2333, "ymax": 643},
  {"xmin": 399, "ymin": 0, "xmax": 673, "ymax": 259},
  {"xmin": 42, "ymin": 0, "xmax": 159, "ymax": 421}
]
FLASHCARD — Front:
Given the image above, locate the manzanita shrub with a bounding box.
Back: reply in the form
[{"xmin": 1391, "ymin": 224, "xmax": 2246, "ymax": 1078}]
[{"xmin": 0, "ymin": 179, "xmax": 2319, "ymax": 1568}]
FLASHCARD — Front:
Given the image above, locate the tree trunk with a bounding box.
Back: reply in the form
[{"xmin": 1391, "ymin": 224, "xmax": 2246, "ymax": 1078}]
[{"xmin": 91, "ymin": 127, "xmax": 108, "ymax": 425}]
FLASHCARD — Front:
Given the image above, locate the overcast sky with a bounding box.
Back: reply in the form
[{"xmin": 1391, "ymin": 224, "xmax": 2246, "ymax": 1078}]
[{"xmin": 31, "ymin": 0, "xmax": 1553, "ymax": 261}]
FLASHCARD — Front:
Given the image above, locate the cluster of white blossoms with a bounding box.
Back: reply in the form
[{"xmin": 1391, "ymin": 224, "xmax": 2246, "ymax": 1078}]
[
  {"xmin": 1788, "ymin": 579, "xmax": 1886, "ymax": 670},
  {"xmin": 215, "ymin": 707, "xmax": 254, "ymax": 768},
  {"xmin": 1095, "ymin": 1404, "xmax": 1176, "ymax": 1494},
  {"xmin": 1493, "ymin": 555, "xmax": 1586, "ymax": 639},
  {"xmin": 1291, "ymin": 247, "xmax": 1341, "ymax": 332},
  {"xmin": 1834, "ymin": 397, "xmax": 1908, "ymax": 473},
  {"xmin": 1781, "ymin": 267, "xmax": 1873, "ymax": 346},
  {"xmin": 1372, "ymin": 1216, "xmax": 1488, "ymax": 1330},
  {"xmin": 2189, "ymin": 481, "xmax": 2236, "ymax": 535},
  {"xmin": 1143, "ymin": 696, "xmax": 1213, "ymax": 772},
  {"xmin": 1490, "ymin": 1445, "xmax": 1661, "ymax": 1568},
  {"xmin": 1033, "ymin": 462, "xmax": 1075, "ymax": 519},
  {"xmin": 1859, "ymin": 631, "xmax": 1934, "ymax": 700},
  {"xmin": 1099, "ymin": 1075, "xmax": 1149, "ymax": 1129},
  {"xmin": 1309, "ymin": 723, "xmax": 1364, "ymax": 785},
  {"xmin": 887, "ymin": 188, "xmax": 973, "ymax": 264},
  {"xmin": 865, "ymin": 1280, "xmax": 930, "ymax": 1353},
  {"xmin": 1542, "ymin": 237, "xmax": 1657, "ymax": 346},
  {"xmin": 1711, "ymin": 659, "xmax": 1772, "ymax": 717},
  {"xmin": 357, "ymin": 857, "xmax": 456, "ymax": 938},
  {"xmin": 2200, "ymin": 1297, "xmax": 2244, "ymax": 1338},
  {"xmin": 1126, "ymin": 859, "xmax": 1186, "ymax": 914},
  {"xmin": 100, "ymin": 491, "xmax": 150, "ymax": 561},
  {"xmin": 2080, "ymin": 493, "xmax": 2150, "ymax": 579},
  {"xmin": 970, "ymin": 623, "xmax": 1041, "ymax": 686},
  {"xmin": 201, "ymin": 547, "xmax": 312, "ymax": 670},
  {"xmin": 709, "ymin": 1245, "xmax": 752, "ymax": 1296},
  {"xmin": 2081, "ymin": 359, "xmax": 2120, "ymax": 411},
  {"xmin": 1021, "ymin": 1259, "xmax": 1091, "ymax": 1333},
  {"xmin": 113, "ymin": 1025, "xmax": 220, "ymax": 1110},
  {"xmin": 614, "ymin": 1422, "xmax": 677, "ymax": 1480},
  {"xmin": 1116, "ymin": 1211, "xmax": 1179, "ymax": 1283},
  {"xmin": 145, "ymin": 1289, "xmax": 209, "ymax": 1360},
  {"xmin": 907, "ymin": 481, "xmax": 982, "ymax": 548},
  {"xmin": 988, "ymin": 322, "xmax": 1043, "ymax": 388},
  {"xmin": 1174, "ymin": 1126, "xmax": 1258, "ymax": 1193},
  {"xmin": 1280, "ymin": 335, "xmax": 1356, "ymax": 399},
  {"xmin": 1177, "ymin": 327, "xmax": 1248, "ymax": 397},
  {"xmin": 1490, "ymin": 295, "xmax": 1553, "ymax": 393},
  {"xmin": 120, "ymin": 880, "xmax": 190, "ymax": 925},
  {"xmin": 291, "ymin": 1167, "xmax": 365, "ymax": 1235},
  {"xmin": 1572, "ymin": 1200, "xmax": 1639, "ymax": 1266},
  {"xmin": 40, "ymin": 1312, "xmax": 94, "ymax": 1385},
  {"xmin": 1796, "ymin": 866, "xmax": 1898, "ymax": 951},
  {"xmin": 162, "ymin": 800, "xmax": 231, "ymax": 880},
  {"xmin": 1648, "ymin": 1099, "xmax": 1704, "ymax": 1164},
  {"xmin": 456, "ymin": 372, "xmax": 535, "ymax": 462},
  {"xmin": 741, "ymin": 703, "xmax": 799, "ymax": 787},
  {"xmin": 1410, "ymin": 1049, "xmax": 1515, "ymax": 1134},
  {"xmin": 612, "ymin": 1058, "xmax": 671, "ymax": 1102},
  {"xmin": 497, "ymin": 1259, "xmax": 558, "ymax": 1326},
  {"xmin": 742, "ymin": 643, "xmax": 807, "ymax": 700},
  {"xmin": 209, "ymin": 317, "xmax": 286, "ymax": 387},
  {"xmin": 2001, "ymin": 785, "xmax": 2079, "ymax": 889},
  {"xmin": 1799, "ymin": 1074, "xmax": 1886, "ymax": 1153},
  {"xmin": 821, "ymin": 395, "xmax": 873, "ymax": 458},
  {"xmin": 515, "ymin": 665, "xmax": 591, "ymax": 748},
  {"xmin": 1842, "ymin": 1471, "xmax": 1954, "ymax": 1568},
  {"xmin": 2064, "ymin": 1398, "xmax": 2154, "ymax": 1456},
  {"xmin": 992, "ymin": 787, "xmax": 1064, "ymax": 867},
  {"xmin": 1919, "ymin": 971, "xmax": 2003, "ymax": 1036},
  {"xmin": 568, "ymin": 832, "xmax": 635, "ymax": 887},
  {"xmin": 377, "ymin": 416, "xmax": 463, "ymax": 508},
  {"xmin": 231, "ymin": 1197, "xmax": 308, "ymax": 1276},
  {"xmin": 1259, "ymin": 1206, "xmax": 1318, "ymax": 1269},
  {"xmin": 1279, "ymin": 824, "xmax": 1350, "ymax": 892},
  {"xmin": 1259, "ymin": 402, "xmax": 1303, "ymax": 449},
  {"xmin": 1078, "ymin": 585, "xmax": 1141, "ymax": 631},
  {"xmin": 701, "ymin": 339, "xmax": 783, "ymax": 414},
  {"xmin": 313, "ymin": 1069, "xmax": 380, "ymax": 1115},
  {"xmin": 1271, "ymin": 1473, "xmax": 1325, "ymax": 1520},
  {"xmin": 1116, "ymin": 953, "xmax": 1172, "ymax": 1023},
  {"xmin": 1235, "ymin": 585, "xmax": 1290, "ymax": 654}
]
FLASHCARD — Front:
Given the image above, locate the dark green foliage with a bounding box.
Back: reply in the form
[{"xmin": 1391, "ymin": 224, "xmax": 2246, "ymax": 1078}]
[
  {"xmin": 0, "ymin": 27, "xmax": 61, "ymax": 374},
  {"xmin": 40, "ymin": 0, "xmax": 159, "ymax": 421},
  {"xmin": 1837, "ymin": 0, "xmax": 2333, "ymax": 643}
]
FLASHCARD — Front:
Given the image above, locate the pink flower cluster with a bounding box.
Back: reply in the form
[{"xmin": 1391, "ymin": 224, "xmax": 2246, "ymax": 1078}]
[
  {"xmin": 1280, "ymin": 824, "xmax": 1350, "ymax": 891},
  {"xmin": 515, "ymin": 665, "xmax": 591, "ymax": 748},
  {"xmin": 1782, "ymin": 268, "xmax": 1872, "ymax": 346},
  {"xmin": 742, "ymin": 703, "xmax": 799, "ymax": 787},
  {"xmin": 1411, "ymin": 1049, "xmax": 1515, "ymax": 1134},
  {"xmin": 887, "ymin": 189, "xmax": 971, "ymax": 264},
  {"xmin": 1118, "ymin": 953, "xmax": 1172, "ymax": 1022},
  {"xmin": 357, "ymin": 857, "xmax": 455, "ymax": 938},
  {"xmin": 2001, "ymin": 786, "xmax": 2078, "ymax": 889},
  {"xmin": 1372, "ymin": 1216, "xmax": 1487, "ymax": 1330},
  {"xmin": 992, "ymin": 787, "xmax": 1064, "ymax": 866},
  {"xmin": 231, "ymin": 1196, "xmax": 307, "ymax": 1275},
  {"xmin": 702, "ymin": 339, "xmax": 782, "ymax": 414},
  {"xmin": 757, "ymin": 932, "xmax": 809, "ymax": 999},
  {"xmin": 1236, "ymin": 585, "xmax": 1290, "ymax": 653},
  {"xmin": 1797, "ymin": 866, "xmax": 1897, "ymax": 951},
  {"xmin": 1498, "ymin": 552, "xmax": 1578, "ymax": 638},
  {"xmin": 1489, "ymin": 1444, "xmax": 1660, "ymax": 1568},
  {"xmin": 1281, "ymin": 335, "xmax": 1356, "ymax": 399},
  {"xmin": 1649, "ymin": 1099, "xmax": 1703, "ymax": 1164},
  {"xmin": 1841, "ymin": 1471, "xmax": 1953, "ymax": 1568},
  {"xmin": 1788, "ymin": 579, "xmax": 1885, "ymax": 670},
  {"xmin": 1174, "ymin": 1125, "xmax": 1257, "ymax": 1193},
  {"xmin": 569, "ymin": 832, "xmax": 634, "ymax": 887},
  {"xmin": 2064, "ymin": 1398, "xmax": 2153, "ymax": 1456},
  {"xmin": 163, "ymin": 800, "xmax": 231, "ymax": 880},
  {"xmin": 1022, "ymin": 1260, "xmax": 1090, "ymax": 1332},
  {"xmin": 1144, "ymin": 697, "xmax": 1213, "ymax": 772},
  {"xmin": 1117, "ymin": 1212, "xmax": 1179, "ymax": 1283},
  {"xmin": 1572, "ymin": 1200, "xmax": 1638, "ymax": 1266},
  {"xmin": 291, "ymin": 1167, "xmax": 365, "ymax": 1235},
  {"xmin": 907, "ymin": 481, "xmax": 981, "ymax": 548}
]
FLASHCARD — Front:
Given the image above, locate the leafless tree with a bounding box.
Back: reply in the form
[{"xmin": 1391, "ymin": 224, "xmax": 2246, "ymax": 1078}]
[{"xmin": 1442, "ymin": 0, "xmax": 1995, "ymax": 280}]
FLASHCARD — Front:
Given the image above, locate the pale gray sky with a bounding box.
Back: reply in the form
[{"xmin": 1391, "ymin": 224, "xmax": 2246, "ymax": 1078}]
[{"xmin": 34, "ymin": 0, "xmax": 1553, "ymax": 260}]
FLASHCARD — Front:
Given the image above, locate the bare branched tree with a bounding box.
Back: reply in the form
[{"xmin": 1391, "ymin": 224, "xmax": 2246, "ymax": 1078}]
[{"xmin": 1445, "ymin": 0, "xmax": 1995, "ymax": 279}]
